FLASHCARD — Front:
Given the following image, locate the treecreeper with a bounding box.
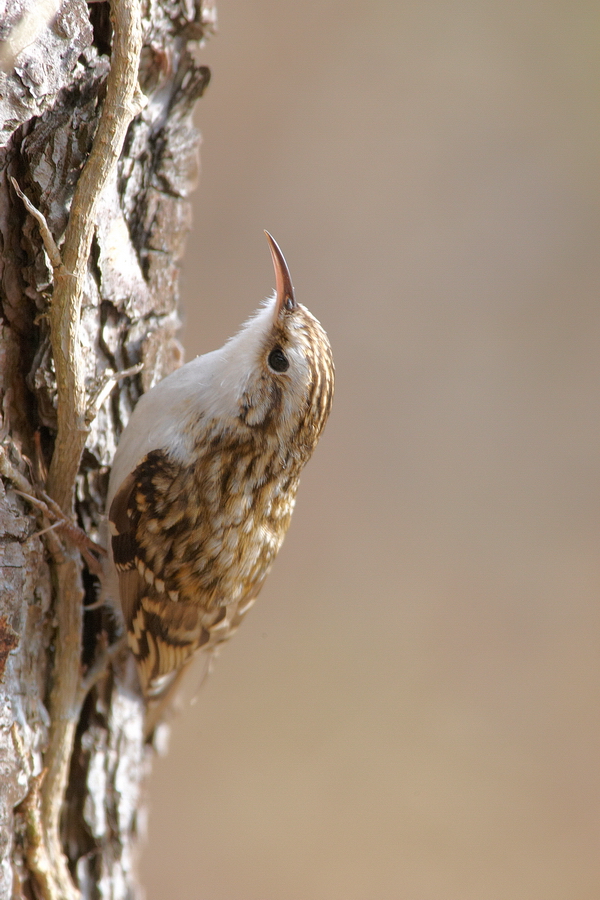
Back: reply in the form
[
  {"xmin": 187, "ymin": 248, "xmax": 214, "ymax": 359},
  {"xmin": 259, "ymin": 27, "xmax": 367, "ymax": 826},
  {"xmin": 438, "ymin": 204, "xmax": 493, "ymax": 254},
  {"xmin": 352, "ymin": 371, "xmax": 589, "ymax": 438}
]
[{"xmin": 106, "ymin": 232, "xmax": 334, "ymax": 724}]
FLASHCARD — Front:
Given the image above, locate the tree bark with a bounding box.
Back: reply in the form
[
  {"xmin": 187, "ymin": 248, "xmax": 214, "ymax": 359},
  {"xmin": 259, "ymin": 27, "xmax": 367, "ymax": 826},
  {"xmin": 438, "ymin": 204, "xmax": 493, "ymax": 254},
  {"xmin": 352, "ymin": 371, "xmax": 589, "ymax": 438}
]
[{"xmin": 0, "ymin": 1, "xmax": 213, "ymax": 896}]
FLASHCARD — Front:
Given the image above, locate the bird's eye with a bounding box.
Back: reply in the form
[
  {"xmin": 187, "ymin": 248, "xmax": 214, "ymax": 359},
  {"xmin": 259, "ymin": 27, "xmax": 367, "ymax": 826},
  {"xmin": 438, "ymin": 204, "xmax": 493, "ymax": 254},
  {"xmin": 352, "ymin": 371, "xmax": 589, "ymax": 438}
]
[{"xmin": 268, "ymin": 346, "xmax": 289, "ymax": 373}]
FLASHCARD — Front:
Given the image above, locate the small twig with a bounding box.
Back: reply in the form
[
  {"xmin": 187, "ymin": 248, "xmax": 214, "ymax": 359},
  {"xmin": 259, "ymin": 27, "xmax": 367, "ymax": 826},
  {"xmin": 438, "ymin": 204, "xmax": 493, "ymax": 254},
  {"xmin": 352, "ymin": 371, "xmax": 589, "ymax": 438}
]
[
  {"xmin": 11, "ymin": 722, "xmax": 32, "ymax": 781},
  {"xmin": 28, "ymin": 519, "xmax": 64, "ymax": 539},
  {"xmin": 85, "ymin": 362, "xmax": 144, "ymax": 425},
  {"xmin": 10, "ymin": 177, "xmax": 63, "ymax": 270},
  {"xmin": 0, "ymin": 442, "xmax": 67, "ymax": 568},
  {"xmin": 17, "ymin": 771, "xmax": 63, "ymax": 900},
  {"xmin": 39, "ymin": 488, "xmax": 106, "ymax": 559},
  {"xmin": 0, "ymin": 442, "xmax": 34, "ymax": 495},
  {"xmin": 14, "ymin": 488, "xmax": 106, "ymax": 576}
]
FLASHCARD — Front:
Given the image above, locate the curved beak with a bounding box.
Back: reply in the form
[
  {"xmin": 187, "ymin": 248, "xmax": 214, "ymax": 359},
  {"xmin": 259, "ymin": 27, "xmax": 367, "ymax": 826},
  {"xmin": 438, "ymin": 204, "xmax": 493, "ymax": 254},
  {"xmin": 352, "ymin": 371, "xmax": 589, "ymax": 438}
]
[{"xmin": 264, "ymin": 230, "xmax": 297, "ymax": 317}]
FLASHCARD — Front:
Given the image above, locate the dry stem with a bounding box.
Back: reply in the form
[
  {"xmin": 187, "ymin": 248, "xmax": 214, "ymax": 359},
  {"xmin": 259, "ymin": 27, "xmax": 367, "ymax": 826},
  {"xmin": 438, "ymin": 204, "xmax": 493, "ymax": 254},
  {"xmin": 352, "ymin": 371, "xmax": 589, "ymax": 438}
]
[
  {"xmin": 12, "ymin": 1, "xmax": 145, "ymax": 897},
  {"xmin": 45, "ymin": 4, "xmax": 145, "ymax": 513},
  {"xmin": 18, "ymin": 772, "xmax": 57, "ymax": 900}
]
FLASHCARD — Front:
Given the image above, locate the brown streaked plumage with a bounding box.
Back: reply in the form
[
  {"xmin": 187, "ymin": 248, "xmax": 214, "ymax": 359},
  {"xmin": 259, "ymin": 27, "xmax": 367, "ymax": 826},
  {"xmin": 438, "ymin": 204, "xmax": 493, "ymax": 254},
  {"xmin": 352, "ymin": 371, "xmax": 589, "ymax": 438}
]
[{"xmin": 107, "ymin": 232, "xmax": 334, "ymax": 709}]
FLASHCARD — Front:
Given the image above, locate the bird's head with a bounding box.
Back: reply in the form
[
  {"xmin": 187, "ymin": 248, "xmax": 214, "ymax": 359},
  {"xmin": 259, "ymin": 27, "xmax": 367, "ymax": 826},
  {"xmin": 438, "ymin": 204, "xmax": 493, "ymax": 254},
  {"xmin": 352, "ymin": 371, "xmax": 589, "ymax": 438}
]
[{"xmin": 210, "ymin": 232, "xmax": 334, "ymax": 458}]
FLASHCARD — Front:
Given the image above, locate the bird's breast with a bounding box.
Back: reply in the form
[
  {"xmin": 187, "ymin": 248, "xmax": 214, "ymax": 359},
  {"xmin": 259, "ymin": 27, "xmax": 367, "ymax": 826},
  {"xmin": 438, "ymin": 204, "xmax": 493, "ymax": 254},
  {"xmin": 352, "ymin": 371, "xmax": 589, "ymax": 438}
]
[{"xmin": 132, "ymin": 437, "xmax": 300, "ymax": 611}]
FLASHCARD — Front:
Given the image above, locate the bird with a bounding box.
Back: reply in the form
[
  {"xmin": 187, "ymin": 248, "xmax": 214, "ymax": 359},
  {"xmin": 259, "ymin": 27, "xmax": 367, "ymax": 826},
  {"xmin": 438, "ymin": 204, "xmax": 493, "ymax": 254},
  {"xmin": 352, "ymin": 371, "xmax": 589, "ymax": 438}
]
[{"xmin": 106, "ymin": 232, "xmax": 334, "ymax": 710}]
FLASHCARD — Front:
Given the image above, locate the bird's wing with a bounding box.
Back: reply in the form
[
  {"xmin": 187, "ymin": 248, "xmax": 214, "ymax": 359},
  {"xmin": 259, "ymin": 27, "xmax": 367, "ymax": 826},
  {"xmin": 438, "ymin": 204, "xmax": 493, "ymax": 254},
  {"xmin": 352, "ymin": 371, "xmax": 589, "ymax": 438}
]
[{"xmin": 108, "ymin": 451, "xmax": 207, "ymax": 696}]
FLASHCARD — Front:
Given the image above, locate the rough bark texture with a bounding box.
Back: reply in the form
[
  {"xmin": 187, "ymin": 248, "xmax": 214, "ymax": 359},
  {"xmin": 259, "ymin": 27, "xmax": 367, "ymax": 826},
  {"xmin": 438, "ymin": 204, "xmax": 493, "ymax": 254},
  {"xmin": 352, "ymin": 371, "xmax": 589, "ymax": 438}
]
[{"xmin": 0, "ymin": 1, "xmax": 214, "ymax": 896}]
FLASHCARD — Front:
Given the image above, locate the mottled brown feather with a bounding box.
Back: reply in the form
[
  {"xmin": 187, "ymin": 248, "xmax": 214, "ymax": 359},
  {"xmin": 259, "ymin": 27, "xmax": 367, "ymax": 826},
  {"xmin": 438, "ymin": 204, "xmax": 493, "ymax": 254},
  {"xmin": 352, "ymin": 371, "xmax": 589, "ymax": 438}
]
[{"xmin": 109, "ymin": 297, "xmax": 334, "ymax": 700}]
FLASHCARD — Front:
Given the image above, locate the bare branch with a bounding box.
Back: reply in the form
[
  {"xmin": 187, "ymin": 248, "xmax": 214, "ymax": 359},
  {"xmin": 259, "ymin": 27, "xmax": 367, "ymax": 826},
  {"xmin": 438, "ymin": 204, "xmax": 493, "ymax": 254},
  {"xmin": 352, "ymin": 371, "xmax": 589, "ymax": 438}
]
[
  {"xmin": 45, "ymin": 0, "xmax": 146, "ymax": 515},
  {"xmin": 10, "ymin": 1, "xmax": 146, "ymax": 897}
]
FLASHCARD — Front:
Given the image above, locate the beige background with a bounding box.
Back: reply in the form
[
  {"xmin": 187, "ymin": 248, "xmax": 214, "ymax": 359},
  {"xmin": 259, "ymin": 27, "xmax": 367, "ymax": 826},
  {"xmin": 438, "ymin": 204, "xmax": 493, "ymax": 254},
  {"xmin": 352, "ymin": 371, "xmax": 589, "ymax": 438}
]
[{"xmin": 141, "ymin": 2, "xmax": 600, "ymax": 898}]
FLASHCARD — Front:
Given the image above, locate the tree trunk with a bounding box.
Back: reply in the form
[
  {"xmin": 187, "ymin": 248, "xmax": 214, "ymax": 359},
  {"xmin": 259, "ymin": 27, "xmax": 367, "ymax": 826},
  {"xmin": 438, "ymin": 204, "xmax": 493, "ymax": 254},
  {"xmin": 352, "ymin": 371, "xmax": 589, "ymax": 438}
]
[{"xmin": 0, "ymin": 1, "xmax": 213, "ymax": 896}]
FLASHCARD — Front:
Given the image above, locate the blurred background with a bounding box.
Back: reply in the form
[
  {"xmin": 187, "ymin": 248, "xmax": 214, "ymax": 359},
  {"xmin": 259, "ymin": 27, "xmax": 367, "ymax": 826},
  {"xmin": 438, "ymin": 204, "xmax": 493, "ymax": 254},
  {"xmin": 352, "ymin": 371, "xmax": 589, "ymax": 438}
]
[{"xmin": 141, "ymin": 2, "xmax": 600, "ymax": 898}]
